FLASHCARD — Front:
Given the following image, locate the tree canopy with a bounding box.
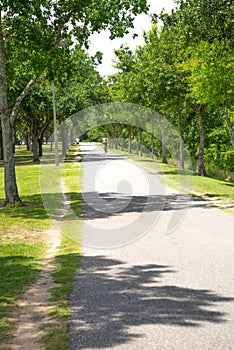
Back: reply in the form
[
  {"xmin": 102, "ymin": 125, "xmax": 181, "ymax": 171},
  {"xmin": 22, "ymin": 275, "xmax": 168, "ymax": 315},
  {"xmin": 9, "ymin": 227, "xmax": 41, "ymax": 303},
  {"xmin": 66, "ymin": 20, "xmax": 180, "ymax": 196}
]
[
  {"xmin": 0, "ymin": 0, "xmax": 148, "ymax": 204},
  {"xmin": 109, "ymin": 0, "xmax": 234, "ymax": 177}
]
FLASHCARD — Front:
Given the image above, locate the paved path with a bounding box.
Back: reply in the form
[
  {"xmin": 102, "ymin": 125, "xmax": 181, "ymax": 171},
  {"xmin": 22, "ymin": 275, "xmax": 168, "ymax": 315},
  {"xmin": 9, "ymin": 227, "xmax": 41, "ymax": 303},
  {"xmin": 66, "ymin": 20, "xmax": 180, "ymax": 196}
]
[{"xmin": 69, "ymin": 143, "xmax": 234, "ymax": 350}]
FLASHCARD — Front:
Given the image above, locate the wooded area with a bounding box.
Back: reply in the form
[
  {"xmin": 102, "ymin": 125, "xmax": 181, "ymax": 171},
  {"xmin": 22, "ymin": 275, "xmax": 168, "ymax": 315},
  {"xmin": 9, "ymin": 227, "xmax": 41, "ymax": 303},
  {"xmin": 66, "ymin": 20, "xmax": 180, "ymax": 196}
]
[
  {"xmin": 109, "ymin": 0, "xmax": 234, "ymax": 179},
  {"xmin": 0, "ymin": 0, "xmax": 234, "ymax": 205}
]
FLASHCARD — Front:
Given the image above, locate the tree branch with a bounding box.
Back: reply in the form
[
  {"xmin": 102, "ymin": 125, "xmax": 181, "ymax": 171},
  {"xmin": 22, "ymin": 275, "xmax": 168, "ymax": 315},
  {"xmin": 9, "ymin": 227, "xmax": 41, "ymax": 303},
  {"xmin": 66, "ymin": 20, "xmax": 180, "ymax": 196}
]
[
  {"xmin": 10, "ymin": 23, "xmax": 68, "ymax": 126},
  {"xmin": 10, "ymin": 63, "xmax": 48, "ymax": 126}
]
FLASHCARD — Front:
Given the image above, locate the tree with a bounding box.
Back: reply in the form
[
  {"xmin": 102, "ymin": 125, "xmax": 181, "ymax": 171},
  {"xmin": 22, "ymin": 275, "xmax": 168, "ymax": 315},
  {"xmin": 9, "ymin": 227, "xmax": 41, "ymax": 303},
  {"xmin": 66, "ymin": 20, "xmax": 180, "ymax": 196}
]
[
  {"xmin": 165, "ymin": 0, "xmax": 234, "ymax": 147},
  {"xmin": 0, "ymin": 0, "xmax": 150, "ymax": 204},
  {"xmin": 21, "ymin": 83, "xmax": 52, "ymax": 163},
  {"xmin": 110, "ymin": 24, "xmax": 191, "ymax": 165},
  {"xmin": 0, "ymin": 14, "xmax": 21, "ymax": 204},
  {"xmin": 15, "ymin": 46, "xmax": 106, "ymax": 163},
  {"xmin": 159, "ymin": 0, "xmax": 234, "ymax": 175},
  {"xmin": 0, "ymin": 0, "xmax": 149, "ymax": 205}
]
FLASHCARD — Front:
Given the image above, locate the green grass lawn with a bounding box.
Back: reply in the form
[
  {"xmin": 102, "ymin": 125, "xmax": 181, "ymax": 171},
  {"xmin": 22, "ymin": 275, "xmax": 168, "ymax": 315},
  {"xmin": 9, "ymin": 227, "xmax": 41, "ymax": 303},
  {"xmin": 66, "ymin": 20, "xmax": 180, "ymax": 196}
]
[
  {"xmin": 0, "ymin": 145, "xmax": 82, "ymax": 349},
  {"xmin": 109, "ymin": 148, "xmax": 234, "ymax": 207},
  {"xmin": 0, "ymin": 159, "xmax": 50, "ymax": 346}
]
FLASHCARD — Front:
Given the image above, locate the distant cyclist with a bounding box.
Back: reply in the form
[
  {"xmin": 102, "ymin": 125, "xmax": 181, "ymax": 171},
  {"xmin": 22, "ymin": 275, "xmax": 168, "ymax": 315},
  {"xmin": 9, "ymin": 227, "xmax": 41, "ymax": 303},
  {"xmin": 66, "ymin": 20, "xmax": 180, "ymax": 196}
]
[{"xmin": 102, "ymin": 134, "xmax": 108, "ymax": 154}]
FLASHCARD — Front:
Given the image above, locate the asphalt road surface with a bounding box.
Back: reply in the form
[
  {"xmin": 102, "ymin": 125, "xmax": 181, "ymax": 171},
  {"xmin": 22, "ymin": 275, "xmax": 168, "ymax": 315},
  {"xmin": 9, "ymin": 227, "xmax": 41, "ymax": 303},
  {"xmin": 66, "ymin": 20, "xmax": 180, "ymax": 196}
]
[{"xmin": 69, "ymin": 143, "xmax": 234, "ymax": 350}]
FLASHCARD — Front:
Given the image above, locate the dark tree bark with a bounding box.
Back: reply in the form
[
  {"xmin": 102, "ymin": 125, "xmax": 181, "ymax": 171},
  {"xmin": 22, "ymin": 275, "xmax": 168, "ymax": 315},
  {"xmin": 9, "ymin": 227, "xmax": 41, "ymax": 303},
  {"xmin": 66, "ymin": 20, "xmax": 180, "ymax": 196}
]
[
  {"xmin": 26, "ymin": 107, "xmax": 52, "ymax": 163},
  {"xmin": 25, "ymin": 135, "xmax": 31, "ymax": 151},
  {"xmin": 38, "ymin": 136, "xmax": 43, "ymax": 157},
  {"xmin": 0, "ymin": 18, "xmax": 21, "ymax": 205},
  {"xmin": 32, "ymin": 132, "xmax": 40, "ymax": 163},
  {"xmin": 29, "ymin": 112, "xmax": 40, "ymax": 163},
  {"xmin": 0, "ymin": 127, "xmax": 3, "ymax": 160}
]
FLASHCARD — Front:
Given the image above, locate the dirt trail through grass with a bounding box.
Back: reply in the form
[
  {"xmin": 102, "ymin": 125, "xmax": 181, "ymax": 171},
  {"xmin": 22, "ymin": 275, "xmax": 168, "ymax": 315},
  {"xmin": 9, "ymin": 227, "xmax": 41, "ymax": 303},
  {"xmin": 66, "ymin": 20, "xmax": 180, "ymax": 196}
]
[{"xmin": 9, "ymin": 229, "xmax": 61, "ymax": 350}]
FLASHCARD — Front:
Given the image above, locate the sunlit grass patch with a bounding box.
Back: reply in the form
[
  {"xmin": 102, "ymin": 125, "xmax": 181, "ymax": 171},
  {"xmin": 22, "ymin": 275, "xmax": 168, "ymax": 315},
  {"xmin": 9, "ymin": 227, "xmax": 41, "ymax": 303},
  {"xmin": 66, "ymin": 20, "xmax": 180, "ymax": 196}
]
[
  {"xmin": 109, "ymin": 148, "xmax": 234, "ymax": 207},
  {"xmin": 0, "ymin": 145, "xmax": 82, "ymax": 348}
]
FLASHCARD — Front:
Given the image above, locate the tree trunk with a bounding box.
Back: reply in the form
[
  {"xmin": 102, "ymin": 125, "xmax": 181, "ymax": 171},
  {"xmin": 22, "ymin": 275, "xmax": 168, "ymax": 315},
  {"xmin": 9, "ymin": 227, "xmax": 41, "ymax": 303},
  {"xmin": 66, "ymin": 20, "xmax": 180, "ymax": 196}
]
[
  {"xmin": 38, "ymin": 136, "xmax": 43, "ymax": 157},
  {"xmin": 12, "ymin": 126, "xmax": 16, "ymax": 154},
  {"xmin": 0, "ymin": 127, "xmax": 3, "ymax": 160},
  {"xmin": 161, "ymin": 119, "xmax": 167, "ymax": 164},
  {"xmin": 0, "ymin": 17, "xmax": 21, "ymax": 205},
  {"xmin": 114, "ymin": 138, "xmax": 118, "ymax": 149},
  {"xmin": 121, "ymin": 138, "xmax": 124, "ymax": 151},
  {"xmin": 61, "ymin": 121, "xmax": 68, "ymax": 158},
  {"xmin": 70, "ymin": 128, "xmax": 74, "ymax": 146},
  {"xmin": 197, "ymin": 105, "xmax": 207, "ymax": 176},
  {"xmin": 139, "ymin": 130, "xmax": 143, "ymax": 156},
  {"xmin": 179, "ymin": 136, "xmax": 185, "ymax": 169},
  {"xmin": 178, "ymin": 112, "xmax": 184, "ymax": 169},
  {"xmin": 136, "ymin": 129, "xmax": 139, "ymax": 155},
  {"xmin": 25, "ymin": 135, "xmax": 31, "ymax": 151},
  {"xmin": 32, "ymin": 133, "xmax": 40, "ymax": 163},
  {"xmin": 128, "ymin": 126, "xmax": 132, "ymax": 153},
  {"xmin": 151, "ymin": 116, "xmax": 154, "ymax": 160}
]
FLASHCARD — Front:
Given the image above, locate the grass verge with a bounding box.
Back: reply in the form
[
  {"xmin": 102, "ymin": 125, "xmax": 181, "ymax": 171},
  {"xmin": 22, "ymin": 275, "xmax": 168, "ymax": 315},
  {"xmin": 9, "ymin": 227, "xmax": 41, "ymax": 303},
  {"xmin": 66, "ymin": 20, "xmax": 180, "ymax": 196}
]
[
  {"xmin": 109, "ymin": 148, "xmax": 234, "ymax": 208},
  {"xmin": 0, "ymin": 145, "xmax": 82, "ymax": 349},
  {"xmin": 0, "ymin": 156, "xmax": 51, "ymax": 346},
  {"xmin": 41, "ymin": 146, "xmax": 82, "ymax": 350}
]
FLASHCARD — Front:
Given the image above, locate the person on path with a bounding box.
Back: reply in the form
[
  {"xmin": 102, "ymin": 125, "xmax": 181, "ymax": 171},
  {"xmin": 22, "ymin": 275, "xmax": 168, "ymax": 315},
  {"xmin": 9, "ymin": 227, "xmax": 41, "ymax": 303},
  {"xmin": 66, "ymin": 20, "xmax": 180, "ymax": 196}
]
[{"xmin": 102, "ymin": 134, "xmax": 108, "ymax": 154}]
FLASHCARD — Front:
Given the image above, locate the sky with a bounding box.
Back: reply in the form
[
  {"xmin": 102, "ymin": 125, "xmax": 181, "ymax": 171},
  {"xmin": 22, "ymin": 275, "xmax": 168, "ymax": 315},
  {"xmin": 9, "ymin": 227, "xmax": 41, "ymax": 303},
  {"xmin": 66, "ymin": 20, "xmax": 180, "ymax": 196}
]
[{"xmin": 88, "ymin": 0, "xmax": 176, "ymax": 76}]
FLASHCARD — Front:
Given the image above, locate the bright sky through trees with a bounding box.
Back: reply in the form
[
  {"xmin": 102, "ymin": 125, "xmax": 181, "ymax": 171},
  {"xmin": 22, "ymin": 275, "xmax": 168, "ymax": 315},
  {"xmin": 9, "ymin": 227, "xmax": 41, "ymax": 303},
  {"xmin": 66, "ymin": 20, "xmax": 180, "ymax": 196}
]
[{"xmin": 88, "ymin": 0, "xmax": 175, "ymax": 76}]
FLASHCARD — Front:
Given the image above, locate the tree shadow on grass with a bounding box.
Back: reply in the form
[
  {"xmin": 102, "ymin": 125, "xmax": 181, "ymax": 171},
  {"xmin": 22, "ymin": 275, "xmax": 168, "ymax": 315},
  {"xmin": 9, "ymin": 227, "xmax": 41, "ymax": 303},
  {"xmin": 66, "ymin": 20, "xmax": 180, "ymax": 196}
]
[
  {"xmin": 69, "ymin": 256, "xmax": 234, "ymax": 349},
  {"xmin": 225, "ymin": 182, "xmax": 234, "ymax": 187},
  {"xmin": 0, "ymin": 201, "xmax": 49, "ymax": 220},
  {"xmin": 204, "ymin": 193, "xmax": 234, "ymax": 205}
]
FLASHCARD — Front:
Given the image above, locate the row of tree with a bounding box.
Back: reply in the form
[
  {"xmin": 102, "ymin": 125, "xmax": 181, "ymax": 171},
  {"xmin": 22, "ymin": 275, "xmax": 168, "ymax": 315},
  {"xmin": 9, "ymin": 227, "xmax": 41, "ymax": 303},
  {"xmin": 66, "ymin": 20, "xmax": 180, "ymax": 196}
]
[
  {"xmin": 0, "ymin": 0, "xmax": 148, "ymax": 205},
  {"xmin": 1, "ymin": 0, "xmax": 233, "ymax": 206},
  {"xmin": 107, "ymin": 0, "xmax": 234, "ymax": 178}
]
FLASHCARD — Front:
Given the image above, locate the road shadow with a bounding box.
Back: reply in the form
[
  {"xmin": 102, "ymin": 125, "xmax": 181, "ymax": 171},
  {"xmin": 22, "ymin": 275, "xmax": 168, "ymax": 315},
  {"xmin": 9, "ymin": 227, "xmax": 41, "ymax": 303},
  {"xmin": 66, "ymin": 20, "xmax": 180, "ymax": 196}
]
[
  {"xmin": 38, "ymin": 191, "xmax": 210, "ymax": 222},
  {"xmin": 81, "ymin": 192, "xmax": 210, "ymax": 220},
  {"xmin": 80, "ymin": 152, "xmax": 124, "ymax": 163},
  {"xmin": 69, "ymin": 255, "xmax": 233, "ymax": 349},
  {"xmin": 9, "ymin": 191, "xmax": 209, "ymax": 222}
]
